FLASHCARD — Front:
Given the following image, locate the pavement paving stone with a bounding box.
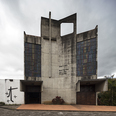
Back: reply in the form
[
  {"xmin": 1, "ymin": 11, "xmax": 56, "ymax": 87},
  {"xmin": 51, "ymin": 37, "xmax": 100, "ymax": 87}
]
[
  {"xmin": 1, "ymin": 104, "xmax": 116, "ymax": 116},
  {"xmin": 1, "ymin": 108, "xmax": 116, "ymax": 116},
  {"xmin": 17, "ymin": 104, "xmax": 116, "ymax": 112}
]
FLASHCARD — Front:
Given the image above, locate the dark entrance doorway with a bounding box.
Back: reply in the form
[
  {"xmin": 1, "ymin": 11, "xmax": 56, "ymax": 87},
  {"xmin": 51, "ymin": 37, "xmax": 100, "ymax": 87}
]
[
  {"xmin": 25, "ymin": 85, "xmax": 41, "ymax": 104},
  {"xmin": 76, "ymin": 85, "xmax": 96, "ymax": 105}
]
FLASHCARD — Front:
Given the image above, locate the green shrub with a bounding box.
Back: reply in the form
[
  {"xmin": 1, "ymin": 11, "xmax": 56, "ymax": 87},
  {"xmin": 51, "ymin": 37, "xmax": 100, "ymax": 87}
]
[{"xmin": 98, "ymin": 79, "xmax": 116, "ymax": 106}]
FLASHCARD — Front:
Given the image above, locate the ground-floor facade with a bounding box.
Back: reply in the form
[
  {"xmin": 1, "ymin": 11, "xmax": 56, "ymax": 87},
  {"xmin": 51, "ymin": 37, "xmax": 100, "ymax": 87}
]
[{"xmin": 0, "ymin": 78, "xmax": 108, "ymax": 105}]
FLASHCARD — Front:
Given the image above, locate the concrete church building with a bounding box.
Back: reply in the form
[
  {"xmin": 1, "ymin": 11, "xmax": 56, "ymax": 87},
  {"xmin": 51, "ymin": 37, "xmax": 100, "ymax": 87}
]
[{"xmin": 0, "ymin": 12, "xmax": 108, "ymax": 105}]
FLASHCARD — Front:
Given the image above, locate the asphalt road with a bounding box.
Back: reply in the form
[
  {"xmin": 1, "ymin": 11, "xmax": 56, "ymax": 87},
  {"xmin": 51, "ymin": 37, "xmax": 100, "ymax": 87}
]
[{"xmin": 0, "ymin": 108, "xmax": 116, "ymax": 116}]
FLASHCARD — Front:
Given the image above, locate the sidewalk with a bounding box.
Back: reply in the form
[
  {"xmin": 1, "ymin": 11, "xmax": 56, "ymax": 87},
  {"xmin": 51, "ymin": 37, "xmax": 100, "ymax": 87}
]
[{"xmin": 17, "ymin": 104, "xmax": 116, "ymax": 112}]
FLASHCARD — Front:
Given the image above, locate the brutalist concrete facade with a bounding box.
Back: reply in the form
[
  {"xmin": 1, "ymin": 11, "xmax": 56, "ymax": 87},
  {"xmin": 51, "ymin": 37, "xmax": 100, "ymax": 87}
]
[{"xmin": 20, "ymin": 12, "xmax": 108, "ymax": 105}]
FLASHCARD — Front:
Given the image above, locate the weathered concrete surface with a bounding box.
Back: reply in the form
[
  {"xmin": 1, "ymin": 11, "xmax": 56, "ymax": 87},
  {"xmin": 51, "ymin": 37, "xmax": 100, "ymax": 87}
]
[{"xmin": 41, "ymin": 13, "xmax": 77, "ymax": 104}]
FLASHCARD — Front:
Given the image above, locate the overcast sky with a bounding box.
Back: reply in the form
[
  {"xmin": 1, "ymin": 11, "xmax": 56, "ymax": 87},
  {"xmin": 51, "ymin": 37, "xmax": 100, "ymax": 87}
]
[{"xmin": 0, "ymin": 0, "xmax": 116, "ymax": 79}]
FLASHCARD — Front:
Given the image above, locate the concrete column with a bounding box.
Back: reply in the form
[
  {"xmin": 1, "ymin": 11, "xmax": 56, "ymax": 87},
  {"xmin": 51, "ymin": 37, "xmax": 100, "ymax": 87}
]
[
  {"xmin": 96, "ymin": 25, "xmax": 98, "ymax": 79},
  {"xmin": 49, "ymin": 11, "xmax": 52, "ymax": 77},
  {"xmin": 96, "ymin": 92, "xmax": 99, "ymax": 105},
  {"xmin": 24, "ymin": 31, "xmax": 26, "ymax": 80}
]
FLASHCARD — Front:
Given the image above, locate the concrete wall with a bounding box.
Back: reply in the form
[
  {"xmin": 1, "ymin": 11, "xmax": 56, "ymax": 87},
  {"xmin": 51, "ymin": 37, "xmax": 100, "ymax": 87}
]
[
  {"xmin": 0, "ymin": 79, "xmax": 24, "ymax": 104},
  {"xmin": 40, "ymin": 14, "xmax": 77, "ymax": 104},
  {"xmin": 95, "ymin": 79, "xmax": 108, "ymax": 92},
  {"xmin": 0, "ymin": 79, "xmax": 5, "ymax": 103}
]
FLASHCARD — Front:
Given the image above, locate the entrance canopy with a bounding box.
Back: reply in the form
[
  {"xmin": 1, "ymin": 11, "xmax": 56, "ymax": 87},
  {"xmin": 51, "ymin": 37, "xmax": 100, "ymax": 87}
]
[
  {"xmin": 76, "ymin": 79, "xmax": 108, "ymax": 92},
  {"xmin": 20, "ymin": 80, "xmax": 43, "ymax": 92}
]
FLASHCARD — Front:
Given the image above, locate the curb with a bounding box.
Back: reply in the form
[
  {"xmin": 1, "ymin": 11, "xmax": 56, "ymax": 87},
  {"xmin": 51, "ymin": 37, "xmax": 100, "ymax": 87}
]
[{"xmin": 16, "ymin": 109, "xmax": 116, "ymax": 112}]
